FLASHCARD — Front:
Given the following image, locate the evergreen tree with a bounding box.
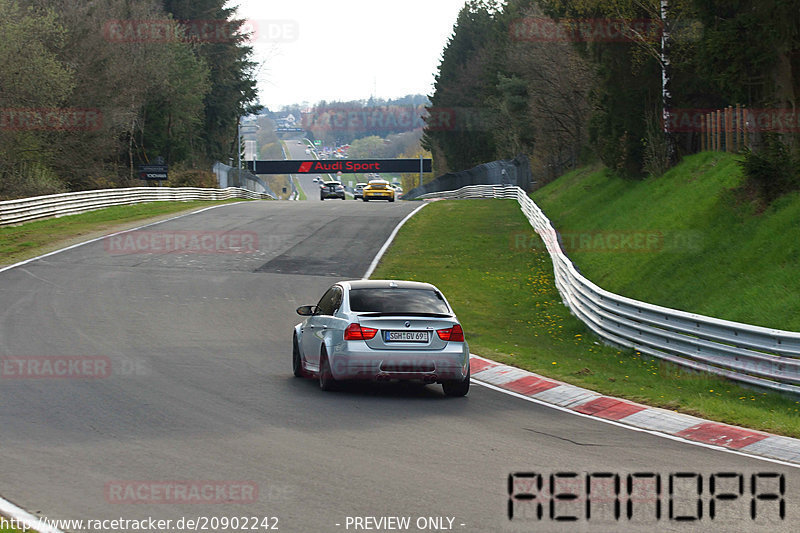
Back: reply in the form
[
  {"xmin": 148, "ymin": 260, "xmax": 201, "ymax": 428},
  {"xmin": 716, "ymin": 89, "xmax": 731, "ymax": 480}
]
[
  {"xmin": 162, "ymin": 0, "xmax": 261, "ymax": 163},
  {"xmin": 423, "ymin": 0, "xmax": 503, "ymax": 173}
]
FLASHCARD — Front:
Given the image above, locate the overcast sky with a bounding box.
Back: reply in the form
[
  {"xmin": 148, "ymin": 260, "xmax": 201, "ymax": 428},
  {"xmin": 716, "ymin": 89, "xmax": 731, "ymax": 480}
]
[{"xmin": 231, "ymin": 0, "xmax": 468, "ymax": 110}]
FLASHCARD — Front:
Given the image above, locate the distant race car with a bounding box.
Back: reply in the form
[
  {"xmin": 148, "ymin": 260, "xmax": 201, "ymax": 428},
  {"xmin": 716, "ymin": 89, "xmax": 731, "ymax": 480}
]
[
  {"xmin": 362, "ymin": 179, "xmax": 395, "ymax": 202},
  {"xmin": 292, "ymin": 279, "xmax": 470, "ymax": 396},
  {"xmin": 319, "ymin": 181, "xmax": 345, "ymax": 200},
  {"xmin": 353, "ymin": 182, "xmax": 367, "ymax": 200}
]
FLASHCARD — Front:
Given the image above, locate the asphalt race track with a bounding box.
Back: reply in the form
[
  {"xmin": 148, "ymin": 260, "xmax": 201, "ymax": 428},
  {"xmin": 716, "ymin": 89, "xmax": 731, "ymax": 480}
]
[{"xmin": 1, "ymin": 199, "xmax": 799, "ymax": 533}]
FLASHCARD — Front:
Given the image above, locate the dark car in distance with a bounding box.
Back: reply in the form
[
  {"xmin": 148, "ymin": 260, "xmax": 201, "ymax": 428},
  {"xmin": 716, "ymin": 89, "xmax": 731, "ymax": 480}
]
[
  {"xmin": 353, "ymin": 182, "xmax": 367, "ymax": 200},
  {"xmin": 320, "ymin": 181, "xmax": 345, "ymax": 200}
]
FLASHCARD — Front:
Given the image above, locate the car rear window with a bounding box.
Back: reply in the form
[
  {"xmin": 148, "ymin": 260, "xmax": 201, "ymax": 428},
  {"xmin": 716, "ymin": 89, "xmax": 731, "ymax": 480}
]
[{"xmin": 348, "ymin": 288, "xmax": 450, "ymax": 314}]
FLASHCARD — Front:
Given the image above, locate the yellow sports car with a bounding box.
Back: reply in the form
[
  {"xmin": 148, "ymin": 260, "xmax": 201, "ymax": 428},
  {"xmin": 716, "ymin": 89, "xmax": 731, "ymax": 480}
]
[{"xmin": 362, "ymin": 179, "xmax": 395, "ymax": 202}]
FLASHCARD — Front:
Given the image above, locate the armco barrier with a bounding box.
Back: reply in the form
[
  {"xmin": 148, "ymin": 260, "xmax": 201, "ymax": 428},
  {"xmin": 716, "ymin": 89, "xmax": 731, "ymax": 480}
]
[
  {"xmin": 0, "ymin": 187, "xmax": 272, "ymax": 227},
  {"xmin": 421, "ymin": 185, "xmax": 800, "ymax": 395},
  {"xmin": 403, "ymin": 155, "xmax": 532, "ymax": 200}
]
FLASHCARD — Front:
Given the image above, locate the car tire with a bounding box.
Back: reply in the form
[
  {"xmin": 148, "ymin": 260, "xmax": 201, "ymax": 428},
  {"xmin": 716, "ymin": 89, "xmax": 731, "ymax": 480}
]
[
  {"xmin": 320, "ymin": 196, "xmax": 324, "ymax": 201},
  {"xmin": 319, "ymin": 348, "xmax": 337, "ymax": 391},
  {"xmin": 389, "ymin": 197, "xmax": 395, "ymax": 203},
  {"xmin": 292, "ymin": 334, "xmax": 306, "ymax": 378},
  {"xmin": 442, "ymin": 370, "xmax": 470, "ymax": 397},
  {"xmin": 362, "ymin": 198, "xmax": 369, "ymax": 202}
]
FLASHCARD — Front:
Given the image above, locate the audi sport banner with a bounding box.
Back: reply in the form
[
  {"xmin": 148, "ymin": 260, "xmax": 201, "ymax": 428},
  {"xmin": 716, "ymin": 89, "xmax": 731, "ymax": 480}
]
[{"xmin": 247, "ymin": 159, "xmax": 432, "ymax": 175}]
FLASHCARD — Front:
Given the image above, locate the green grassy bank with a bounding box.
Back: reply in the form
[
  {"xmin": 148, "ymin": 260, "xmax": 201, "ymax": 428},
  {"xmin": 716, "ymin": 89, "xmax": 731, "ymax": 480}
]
[
  {"xmin": 533, "ymin": 152, "xmax": 800, "ymax": 331},
  {"xmin": 372, "ymin": 197, "xmax": 800, "ymax": 437}
]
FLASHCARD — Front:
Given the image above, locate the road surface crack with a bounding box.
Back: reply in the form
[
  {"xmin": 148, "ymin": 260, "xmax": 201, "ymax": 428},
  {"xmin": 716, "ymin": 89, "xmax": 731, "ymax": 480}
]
[{"xmin": 523, "ymin": 427, "xmax": 607, "ymax": 447}]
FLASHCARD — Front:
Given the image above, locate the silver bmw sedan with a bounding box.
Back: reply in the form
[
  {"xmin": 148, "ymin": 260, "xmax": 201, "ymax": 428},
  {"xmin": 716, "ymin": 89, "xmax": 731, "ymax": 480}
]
[{"xmin": 293, "ymin": 280, "xmax": 470, "ymax": 396}]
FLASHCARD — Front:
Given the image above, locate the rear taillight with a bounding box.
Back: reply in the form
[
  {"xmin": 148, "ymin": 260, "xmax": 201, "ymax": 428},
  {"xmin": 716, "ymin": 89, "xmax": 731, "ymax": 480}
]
[
  {"xmin": 437, "ymin": 324, "xmax": 464, "ymax": 342},
  {"xmin": 344, "ymin": 323, "xmax": 378, "ymax": 340}
]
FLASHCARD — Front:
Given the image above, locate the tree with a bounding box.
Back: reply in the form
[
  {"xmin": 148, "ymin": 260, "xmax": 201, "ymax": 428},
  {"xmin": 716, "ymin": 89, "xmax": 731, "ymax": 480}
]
[
  {"xmin": 498, "ymin": 1, "xmax": 594, "ymax": 183},
  {"xmin": 162, "ymin": 0, "xmax": 261, "ymax": 163},
  {"xmin": 20, "ymin": 0, "xmax": 197, "ymax": 186},
  {"xmin": 140, "ymin": 41, "xmax": 210, "ymax": 166},
  {"xmin": 1, "ymin": 0, "xmax": 259, "ymax": 193},
  {"xmin": 423, "ymin": 0, "xmax": 503, "ymax": 174},
  {"xmin": 348, "ymin": 136, "xmax": 388, "ymax": 159},
  {"xmin": 0, "ymin": 0, "xmax": 74, "ymax": 198},
  {"xmin": 691, "ymin": 0, "xmax": 799, "ymax": 108},
  {"xmin": 538, "ymin": 0, "xmax": 667, "ymax": 176}
]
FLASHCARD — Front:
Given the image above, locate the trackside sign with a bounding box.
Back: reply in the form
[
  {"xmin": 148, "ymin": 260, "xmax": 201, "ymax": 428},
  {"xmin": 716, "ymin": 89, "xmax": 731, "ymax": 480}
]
[
  {"xmin": 247, "ymin": 159, "xmax": 432, "ymax": 174},
  {"xmin": 138, "ymin": 164, "xmax": 168, "ymax": 180}
]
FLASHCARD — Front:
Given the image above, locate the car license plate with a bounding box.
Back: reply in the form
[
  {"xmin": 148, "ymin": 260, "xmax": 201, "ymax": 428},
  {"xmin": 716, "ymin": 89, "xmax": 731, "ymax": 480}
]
[{"xmin": 385, "ymin": 331, "xmax": 429, "ymax": 342}]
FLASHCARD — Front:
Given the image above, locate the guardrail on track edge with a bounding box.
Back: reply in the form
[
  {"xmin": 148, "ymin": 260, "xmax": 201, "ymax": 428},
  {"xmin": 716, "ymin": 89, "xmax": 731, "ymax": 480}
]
[
  {"xmin": 420, "ymin": 184, "xmax": 800, "ymax": 395},
  {"xmin": 0, "ymin": 187, "xmax": 273, "ymax": 226}
]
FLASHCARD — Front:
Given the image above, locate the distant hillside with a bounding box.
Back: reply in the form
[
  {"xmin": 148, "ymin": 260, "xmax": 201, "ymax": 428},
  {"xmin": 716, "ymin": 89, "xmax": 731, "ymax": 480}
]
[{"xmin": 274, "ymin": 95, "xmax": 431, "ymax": 146}]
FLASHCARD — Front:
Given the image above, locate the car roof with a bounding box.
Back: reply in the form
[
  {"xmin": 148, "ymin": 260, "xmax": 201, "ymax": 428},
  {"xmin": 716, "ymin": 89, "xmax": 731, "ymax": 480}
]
[{"xmin": 339, "ymin": 279, "xmax": 438, "ymax": 292}]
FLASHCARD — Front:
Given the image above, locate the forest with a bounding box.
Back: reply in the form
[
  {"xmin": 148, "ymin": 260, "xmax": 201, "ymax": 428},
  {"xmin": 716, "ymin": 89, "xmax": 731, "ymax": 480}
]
[
  {"xmin": 423, "ymin": 0, "xmax": 800, "ymax": 197},
  {"xmin": 5, "ymin": 0, "xmax": 799, "ymax": 203},
  {"xmin": 0, "ymin": 0, "xmax": 259, "ymax": 200}
]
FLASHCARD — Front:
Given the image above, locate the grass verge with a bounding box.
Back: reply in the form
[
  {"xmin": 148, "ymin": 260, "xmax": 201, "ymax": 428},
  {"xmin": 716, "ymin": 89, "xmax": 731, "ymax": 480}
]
[
  {"xmin": 372, "ymin": 199, "xmax": 800, "ymax": 437},
  {"xmin": 265, "ymin": 175, "xmax": 293, "ymax": 199},
  {"xmin": 0, "ymin": 200, "xmax": 244, "ymax": 267},
  {"xmin": 293, "ymin": 178, "xmax": 307, "ymax": 200}
]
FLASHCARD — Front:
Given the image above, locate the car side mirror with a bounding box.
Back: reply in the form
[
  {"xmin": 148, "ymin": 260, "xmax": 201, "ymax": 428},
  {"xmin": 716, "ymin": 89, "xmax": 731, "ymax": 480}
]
[{"xmin": 296, "ymin": 305, "xmax": 317, "ymax": 316}]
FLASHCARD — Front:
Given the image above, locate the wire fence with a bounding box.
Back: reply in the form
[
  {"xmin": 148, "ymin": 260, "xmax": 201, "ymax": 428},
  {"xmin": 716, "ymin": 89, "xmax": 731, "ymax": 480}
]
[{"xmin": 700, "ymin": 105, "xmax": 751, "ymax": 153}]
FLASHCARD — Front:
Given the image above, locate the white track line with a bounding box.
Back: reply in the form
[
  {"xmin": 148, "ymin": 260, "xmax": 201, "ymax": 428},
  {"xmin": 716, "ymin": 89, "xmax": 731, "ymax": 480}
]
[
  {"xmin": 472, "ymin": 379, "xmax": 800, "ymax": 469},
  {"xmin": 0, "ymin": 202, "xmax": 241, "ymax": 531},
  {"xmin": 0, "ymin": 203, "xmax": 234, "ymax": 275},
  {"xmin": 0, "ymin": 498, "xmax": 63, "ymax": 533},
  {"xmin": 362, "ymin": 202, "xmax": 428, "ymax": 279}
]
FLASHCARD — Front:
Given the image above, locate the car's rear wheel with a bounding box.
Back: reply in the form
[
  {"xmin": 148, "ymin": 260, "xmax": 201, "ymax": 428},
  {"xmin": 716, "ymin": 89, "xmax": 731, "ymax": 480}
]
[
  {"xmin": 442, "ymin": 370, "xmax": 470, "ymax": 397},
  {"xmin": 320, "ymin": 196, "xmax": 324, "ymax": 201},
  {"xmin": 389, "ymin": 197, "xmax": 395, "ymax": 203},
  {"xmin": 362, "ymin": 198, "xmax": 369, "ymax": 202},
  {"xmin": 292, "ymin": 334, "xmax": 306, "ymax": 378},
  {"xmin": 319, "ymin": 348, "xmax": 337, "ymax": 391}
]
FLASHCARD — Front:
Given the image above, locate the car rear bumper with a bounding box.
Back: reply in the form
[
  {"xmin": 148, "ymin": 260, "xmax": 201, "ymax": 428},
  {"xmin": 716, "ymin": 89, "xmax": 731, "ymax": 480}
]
[{"xmin": 328, "ymin": 342, "xmax": 469, "ymax": 382}]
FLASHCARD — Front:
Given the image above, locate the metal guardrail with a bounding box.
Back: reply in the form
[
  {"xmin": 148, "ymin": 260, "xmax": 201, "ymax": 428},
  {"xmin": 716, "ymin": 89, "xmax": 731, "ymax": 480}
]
[
  {"xmin": 421, "ymin": 185, "xmax": 800, "ymax": 395},
  {"xmin": 403, "ymin": 155, "xmax": 532, "ymax": 200},
  {"xmin": 0, "ymin": 187, "xmax": 271, "ymax": 227}
]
